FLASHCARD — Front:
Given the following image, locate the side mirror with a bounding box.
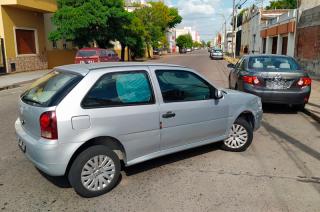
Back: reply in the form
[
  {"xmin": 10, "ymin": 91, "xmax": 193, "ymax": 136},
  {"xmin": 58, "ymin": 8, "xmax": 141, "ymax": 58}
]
[
  {"xmin": 227, "ymin": 63, "xmax": 235, "ymax": 68},
  {"xmin": 214, "ymin": 89, "xmax": 223, "ymax": 99}
]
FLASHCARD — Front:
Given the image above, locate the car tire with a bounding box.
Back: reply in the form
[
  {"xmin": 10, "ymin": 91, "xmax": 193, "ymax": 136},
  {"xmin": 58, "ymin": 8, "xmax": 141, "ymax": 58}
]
[
  {"xmin": 220, "ymin": 117, "xmax": 253, "ymax": 152},
  {"xmin": 68, "ymin": 145, "xmax": 121, "ymax": 198}
]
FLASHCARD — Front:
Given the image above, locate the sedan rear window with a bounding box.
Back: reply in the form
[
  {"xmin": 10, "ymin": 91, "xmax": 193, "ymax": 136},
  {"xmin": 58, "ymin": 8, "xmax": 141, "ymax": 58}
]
[
  {"xmin": 21, "ymin": 71, "xmax": 83, "ymax": 107},
  {"xmin": 77, "ymin": 50, "xmax": 97, "ymax": 57},
  {"xmin": 248, "ymin": 56, "xmax": 299, "ymax": 71}
]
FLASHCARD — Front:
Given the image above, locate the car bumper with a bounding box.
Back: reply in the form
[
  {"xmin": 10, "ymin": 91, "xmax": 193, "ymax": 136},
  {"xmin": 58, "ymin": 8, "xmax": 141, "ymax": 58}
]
[
  {"xmin": 244, "ymin": 85, "xmax": 311, "ymax": 105},
  {"xmin": 15, "ymin": 118, "xmax": 80, "ymax": 176},
  {"xmin": 210, "ymin": 55, "xmax": 223, "ymax": 59}
]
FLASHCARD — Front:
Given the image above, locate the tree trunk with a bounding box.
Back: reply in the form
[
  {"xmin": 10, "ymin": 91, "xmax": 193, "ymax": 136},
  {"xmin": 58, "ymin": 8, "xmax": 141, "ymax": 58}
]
[
  {"xmin": 127, "ymin": 47, "xmax": 130, "ymax": 61},
  {"xmin": 120, "ymin": 43, "xmax": 125, "ymax": 61},
  {"xmin": 146, "ymin": 43, "xmax": 151, "ymax": 58}
]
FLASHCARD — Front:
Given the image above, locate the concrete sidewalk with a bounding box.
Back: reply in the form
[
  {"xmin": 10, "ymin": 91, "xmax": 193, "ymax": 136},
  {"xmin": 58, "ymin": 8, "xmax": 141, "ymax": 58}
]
[
  {"xmin": 0, "ymin": 70, "xmax": 51, "ymax": 90},
  {"xmin": 305, "ymin": 79, "xmax": 320, "ymax": 122}
]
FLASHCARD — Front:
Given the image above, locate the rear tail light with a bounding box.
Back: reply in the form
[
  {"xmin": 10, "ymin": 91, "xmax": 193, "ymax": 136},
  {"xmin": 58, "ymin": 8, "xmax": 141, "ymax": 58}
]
[
  {"xmin": 40, "ymin": 111, "xmax": 58, "ymax": 140},
  {"xmin": 297, "ymin": 77, "xmax": 312, "ymax": 87},
  {"xmin": 243, "ymin": 76, "xmax": 260, "ymax": 85}
]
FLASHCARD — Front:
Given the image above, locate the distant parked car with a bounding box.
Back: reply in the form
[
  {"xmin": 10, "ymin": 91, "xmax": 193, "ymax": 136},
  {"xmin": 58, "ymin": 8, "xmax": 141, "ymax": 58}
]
[
  {"xmin": 75, "ymin": 48, "xmax": 119, "ymax": 64},
  {"xmin": 228, "ymin": 54, "xmax": 312, "ymax": 110},
  {"xmin": 16, "ymin": 62, "xmax": 262, "ymax": 197},
  {"xmin": 179, "ymin": 48, "xmax": 187, "ymax": 54},
  {"xmin": 153, "ymin": 48, "xmax": 162, "ymax": 56},
  {"xmin": 186, "ymin": 48, "xmax": 192, "ymax": 52},
  {"xmin": 210, "ymin": 49, "xmax": 223, "ymax": 60}
]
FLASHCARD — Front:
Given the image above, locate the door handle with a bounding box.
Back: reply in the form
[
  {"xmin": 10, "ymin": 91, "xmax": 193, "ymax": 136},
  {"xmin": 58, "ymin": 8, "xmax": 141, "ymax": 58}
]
[{"xmin": 162, "ymin": 111, "xmax": 176, "ymax": 118}]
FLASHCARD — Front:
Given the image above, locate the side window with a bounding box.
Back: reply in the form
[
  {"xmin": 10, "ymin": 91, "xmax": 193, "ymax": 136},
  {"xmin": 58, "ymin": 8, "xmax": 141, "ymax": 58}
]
[
  {"xmin": 156, "ymin": 70, "xmax": 212, "ymax": 103},
  {"xmin": 82, "ymin": 71, "xmax": 155, "ymax": 108}
]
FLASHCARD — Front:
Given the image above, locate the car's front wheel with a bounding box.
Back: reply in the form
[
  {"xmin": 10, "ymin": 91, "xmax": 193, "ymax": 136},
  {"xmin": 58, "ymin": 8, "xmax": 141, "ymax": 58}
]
[
  {"xmin": 221, "ymin": 117, "xmax": 253, "ymax": 152},
  {"xmin": 68, "ymin": 145, "xmax": 121, "ymax": 198}
]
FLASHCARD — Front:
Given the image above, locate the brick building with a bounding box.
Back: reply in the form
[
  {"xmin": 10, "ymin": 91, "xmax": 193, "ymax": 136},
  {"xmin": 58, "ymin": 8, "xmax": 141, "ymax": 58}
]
[{"xmin": 296, "ymin": 0, "xmax": 320, "ymax": 77}]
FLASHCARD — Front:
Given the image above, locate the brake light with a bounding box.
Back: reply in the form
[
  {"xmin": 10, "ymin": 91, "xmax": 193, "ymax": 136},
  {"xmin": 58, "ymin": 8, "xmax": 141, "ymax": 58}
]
[
  {"xmin": 243, "ymin": 76, "xmax": 260, "ymax": 85},
  {"xmin": 297, "ymin": 77, "xmax": 312, "ymax": 87},
  {"xmin": 40, "ymin": 111, "xmax": 58, "ymax": 140}
]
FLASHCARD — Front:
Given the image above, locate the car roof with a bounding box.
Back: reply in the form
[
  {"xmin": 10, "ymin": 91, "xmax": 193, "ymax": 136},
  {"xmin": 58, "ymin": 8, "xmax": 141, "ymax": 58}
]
[
  {"xmin": 244, "ymin": 54, "xmax": 294, "ymax": 59},
  {"xmin": 55, "ymin": 62, "xmax": 186, "ymax": 76}
]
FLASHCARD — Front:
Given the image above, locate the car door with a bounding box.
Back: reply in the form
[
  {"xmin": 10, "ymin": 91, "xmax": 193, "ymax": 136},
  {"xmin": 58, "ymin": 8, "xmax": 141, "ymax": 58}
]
[
  {"xmin": 80, "ymin": 67, "xmax": 160, "ymax": 163},
  {"xmin": 150, "ymin": 67, "xmax": 230, "ymax": 150}
]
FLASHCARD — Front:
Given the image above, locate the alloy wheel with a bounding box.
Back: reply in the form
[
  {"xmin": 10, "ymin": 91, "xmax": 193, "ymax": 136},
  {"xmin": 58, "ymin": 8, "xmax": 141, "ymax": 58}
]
[
  {"xmin": 81, "ymin": 155, "xmax": 116, "ymax": 191},
  {"xmin": 224, "ymin": 124, "xmax": 248, "ymax": 149}
]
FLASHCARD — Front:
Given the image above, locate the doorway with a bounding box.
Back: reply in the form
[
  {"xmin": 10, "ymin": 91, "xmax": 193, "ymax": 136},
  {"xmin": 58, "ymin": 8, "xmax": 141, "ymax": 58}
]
[
  {"xmin": 282, "ymin": 36, "xmax": 288, "ymax": 55},
  {"xmin": 0, "ymin": 38, "xmax": 7, "ymax": 74},
  {"xmin": 272, "ymin": 37, "xmax": 278, "ymax": 54}
]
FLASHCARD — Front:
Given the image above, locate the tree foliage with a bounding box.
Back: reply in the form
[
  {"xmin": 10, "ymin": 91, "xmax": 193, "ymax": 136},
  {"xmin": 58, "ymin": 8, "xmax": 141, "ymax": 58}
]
[
  {"xmin": 134, "ymin": 2, "xmax": 182, "ymax": 56},
  {"xmin": 266, "ymin": 0, "xmax": 297, "ymax": 9},
  {"xmin": 176, "ymin": 34, "xmax": 193, "ymax": 49},
  {"xmin": 49, "ymin": 0, "xmax": 182, "ymax": 60}
]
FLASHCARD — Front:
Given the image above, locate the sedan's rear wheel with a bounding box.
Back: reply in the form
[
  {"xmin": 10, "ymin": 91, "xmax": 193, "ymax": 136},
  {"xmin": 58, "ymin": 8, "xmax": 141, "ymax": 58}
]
[
  {"xmin": 68, "ymin": 145, "xmax": 121, "ymax": 198},
  {"xmin": 221, "ymin": 117, "xmax": 253, "ymax": 152}
]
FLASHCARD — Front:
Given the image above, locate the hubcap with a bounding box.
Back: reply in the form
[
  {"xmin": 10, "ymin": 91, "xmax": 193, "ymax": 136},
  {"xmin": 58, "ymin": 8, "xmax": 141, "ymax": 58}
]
[
  {"xmin": 81, "ymin": 155, "xmax": 115, "ymax": 191},
  {"xmin": 224, "ymin": 124, "xmax": 248, "ymax": 149}
]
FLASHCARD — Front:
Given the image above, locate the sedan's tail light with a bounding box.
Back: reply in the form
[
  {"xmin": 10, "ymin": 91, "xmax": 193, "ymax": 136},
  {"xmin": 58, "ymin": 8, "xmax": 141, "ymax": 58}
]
[
  {"xmin": 243, "ymin": 76, "xmax": 260, "ymax": 85},
  {"xmin": 297, "ymin": 77, "xmax": 312, "ymax": 88},
  {"xmin": 40, "ymin": 111, "xmax": 58, "ymax": 140}
]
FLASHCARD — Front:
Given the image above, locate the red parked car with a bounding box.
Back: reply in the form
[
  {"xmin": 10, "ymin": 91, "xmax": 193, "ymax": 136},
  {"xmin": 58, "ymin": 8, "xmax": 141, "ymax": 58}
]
[{"xmin": 75, "ymin": 48, "xmax": 119, "ymax": 64}]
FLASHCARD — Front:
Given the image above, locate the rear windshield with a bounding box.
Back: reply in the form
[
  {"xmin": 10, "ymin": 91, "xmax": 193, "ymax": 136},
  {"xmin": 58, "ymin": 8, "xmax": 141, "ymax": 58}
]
[
  {"xmin": 248, "ymin": 56, "xmax": 300, "ymax": 71},
  {"xmin": 21, "ymin": 71, "xmax": 83, "ymax": 107},
  {"xmin": 214, "ymin": 50, "xmax": 222, "ymax": 53},
  {"xmin": 77, "ymin": 50, "xmax": 97, "ymax": 57}
]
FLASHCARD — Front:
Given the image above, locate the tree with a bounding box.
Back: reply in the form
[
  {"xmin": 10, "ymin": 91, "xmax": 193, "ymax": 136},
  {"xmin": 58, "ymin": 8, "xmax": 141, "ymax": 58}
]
[
  {"xmin": 176, "ymin": 34, "xmax": 193, "ymax": 49},
  {"xmin": 134, "ymin": 2, "xmax": 182, "ymax": 57},
  {"xmin": 266, "ymin": 0, "xmax": 297, "ymax": 9},
  {"xmin": 206, "ymin": 41, "xmax": 211, "ymax": 47},
  {"xmin": 201, "ymin": 40, "xmax": 206, "ymax": 48},
  {"xmin": 49, "ymin": 0, "xmax": 113, "ymax": 47},
  {"xmin": 50, "ymin": 0, "xmax": 146, "ymax": 61}
]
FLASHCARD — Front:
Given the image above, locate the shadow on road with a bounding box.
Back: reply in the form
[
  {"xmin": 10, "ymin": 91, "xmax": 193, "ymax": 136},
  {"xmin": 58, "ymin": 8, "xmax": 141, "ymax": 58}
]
[
  {"xmin": 38, "ymin": 169, "xmax": 71, "ymax": 188},
  {"xmin": 124, "ymin": 142, "xmax": 221, "ymax": 176},
  {"xmin": 262, "ymin": 103, "xmax": 298, "ymax": 114},
  {"xmin": 262, "ymin": 121, "xmax": 320, "ymax": 161}
]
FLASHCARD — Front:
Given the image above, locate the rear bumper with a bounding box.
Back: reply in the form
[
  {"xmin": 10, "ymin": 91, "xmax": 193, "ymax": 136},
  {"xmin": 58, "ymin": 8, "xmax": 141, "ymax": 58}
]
[
  {"xmin": 210, "ymin": 55, "xmax": 223, "ymax": 59},
  {"xmin": 15, "ymin": 118, "xmax": 80, "ymax": 176},
  {"xmin": 243, "ymin": 85, "xmax": 311, "ymax": 105}
]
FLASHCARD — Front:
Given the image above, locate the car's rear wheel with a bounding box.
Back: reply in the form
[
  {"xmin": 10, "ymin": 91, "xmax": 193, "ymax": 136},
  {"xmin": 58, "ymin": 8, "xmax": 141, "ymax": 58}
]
[
  {"xmin": 68, "ymin": 145, "xmax": 121, "ymax": 198},
  {"xmin": 221, "ymin": 117, "xmax": 253, "ymax": 152}
]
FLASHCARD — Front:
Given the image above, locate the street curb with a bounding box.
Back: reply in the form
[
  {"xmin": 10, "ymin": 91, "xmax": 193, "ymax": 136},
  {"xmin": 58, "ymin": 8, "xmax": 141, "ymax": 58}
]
[
  {"xmin": 303, "ymin": 108, "xmax": 320, "ymax": 123},
  {"xmin": 0, "ymin": 80, "xmax": 33, "ymax": 91}
]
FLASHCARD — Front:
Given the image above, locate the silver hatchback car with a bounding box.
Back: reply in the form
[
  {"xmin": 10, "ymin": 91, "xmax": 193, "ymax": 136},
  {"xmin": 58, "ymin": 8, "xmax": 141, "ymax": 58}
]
[{"xmin": 15, "ymin": 63, "xmax": 262, "ymax": 197}]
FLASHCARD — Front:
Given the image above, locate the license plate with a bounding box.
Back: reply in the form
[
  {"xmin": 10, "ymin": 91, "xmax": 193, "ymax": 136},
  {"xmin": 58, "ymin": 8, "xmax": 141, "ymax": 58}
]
[
  {"xmin": 18, "ymin": 139, "xmax": 26, "ymax": 153},
  {"xmin": 266, "ymin": 80, "xmax": 291, "ymax": 89}
]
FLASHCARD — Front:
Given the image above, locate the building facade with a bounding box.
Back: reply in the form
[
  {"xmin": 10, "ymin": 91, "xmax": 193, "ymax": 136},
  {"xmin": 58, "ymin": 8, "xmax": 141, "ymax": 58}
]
[
  {"xmin": 0, "ymin": 0, "xmax": 77, "ymax": 73},
  {"xmin": 295, "ymin": 0, "xmax": 320, "ymax": 77}
]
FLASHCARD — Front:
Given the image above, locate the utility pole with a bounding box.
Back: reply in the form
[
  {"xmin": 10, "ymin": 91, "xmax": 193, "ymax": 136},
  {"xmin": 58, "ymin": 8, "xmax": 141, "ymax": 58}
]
[{"xmin": 232, "ymin": 0, "xmax": 235, "ymax": 58}]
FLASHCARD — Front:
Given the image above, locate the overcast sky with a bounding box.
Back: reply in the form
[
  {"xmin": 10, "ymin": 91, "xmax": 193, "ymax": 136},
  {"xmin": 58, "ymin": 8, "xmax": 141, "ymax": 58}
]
[{"xmin": 165, "ymin": 0, "xmax": 272, "ymax": 41}]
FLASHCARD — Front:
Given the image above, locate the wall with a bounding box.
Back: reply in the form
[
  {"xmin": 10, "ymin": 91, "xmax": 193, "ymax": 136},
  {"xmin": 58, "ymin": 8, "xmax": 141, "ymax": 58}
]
[
  {"xmin": 299, "ymin": 0, "xmax": 320, "ymax": 11},
  {"xmin": 296, "ymin": 5, "xmax": 320, "ymax": 77}
]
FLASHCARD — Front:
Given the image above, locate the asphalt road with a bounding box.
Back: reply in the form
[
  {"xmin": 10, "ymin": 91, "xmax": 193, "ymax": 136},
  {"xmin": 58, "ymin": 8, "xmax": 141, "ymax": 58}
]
[{"xmin": 0, "ymin": 50, "xmax": 319, "ymax": 211}]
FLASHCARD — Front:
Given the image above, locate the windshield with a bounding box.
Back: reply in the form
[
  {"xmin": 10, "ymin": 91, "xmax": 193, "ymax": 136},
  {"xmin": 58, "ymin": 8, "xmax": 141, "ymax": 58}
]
[
  {"xmin": 21, "ymin": 71, "xmax": 83, "ymax": 107},
  {"xmin": 77, "ymin": 50, "xmax": 97, "ymax": 57},
  {"xmin": 248, "ymin": 56, "xmax": 300, "ymax": 71}
]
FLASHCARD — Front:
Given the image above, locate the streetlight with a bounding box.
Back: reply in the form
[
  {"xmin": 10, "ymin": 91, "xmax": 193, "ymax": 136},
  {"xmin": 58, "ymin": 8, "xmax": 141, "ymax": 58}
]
[{"xmin": 218, "ymin": 13, "xmax": 227, "ymax": 53}]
